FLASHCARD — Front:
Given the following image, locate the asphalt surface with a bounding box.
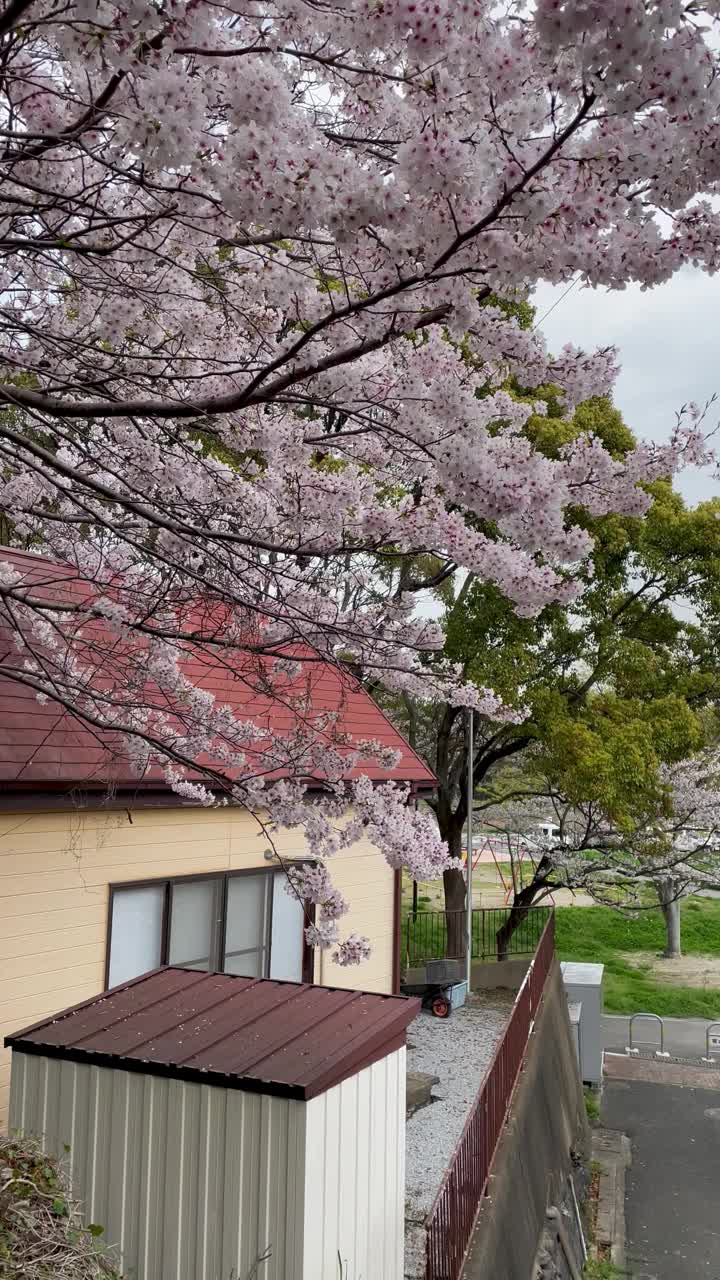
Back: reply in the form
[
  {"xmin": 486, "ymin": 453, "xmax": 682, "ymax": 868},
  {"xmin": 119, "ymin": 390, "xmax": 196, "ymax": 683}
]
[
  {"xmin": 604, "ymin": 1013, "xmax": 720, "ymax": 1061},
  {"xmin": 602, "ymin": 1073, "xmax": 720, "ymax": 1278}
]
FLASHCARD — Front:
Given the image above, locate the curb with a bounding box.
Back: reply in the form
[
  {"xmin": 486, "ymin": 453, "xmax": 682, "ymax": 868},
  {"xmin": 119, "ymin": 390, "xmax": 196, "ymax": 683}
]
[{"xmin": 592, "ymin": 1127, "xmax": 630, "ymax": 1271}]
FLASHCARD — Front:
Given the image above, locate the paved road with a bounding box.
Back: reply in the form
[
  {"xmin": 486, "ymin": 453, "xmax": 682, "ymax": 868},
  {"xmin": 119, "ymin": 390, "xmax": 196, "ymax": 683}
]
[
  {"xmin": 602, "ymin": 1073, "xmax": 720, "ymax": 1278},
  {"xmin": 604, "ymin": 1013, "xmax": 720, "ymax": 1060}
]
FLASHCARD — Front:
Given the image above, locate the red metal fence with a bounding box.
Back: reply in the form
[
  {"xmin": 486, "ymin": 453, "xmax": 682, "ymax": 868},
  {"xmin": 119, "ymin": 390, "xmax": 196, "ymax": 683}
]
[{"xmin": 424, "ymin": 912, "xmax": 556, "ymax": 1280}]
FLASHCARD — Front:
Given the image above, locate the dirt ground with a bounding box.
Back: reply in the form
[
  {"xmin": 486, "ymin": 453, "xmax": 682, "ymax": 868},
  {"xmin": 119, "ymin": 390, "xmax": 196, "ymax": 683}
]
[
  {"xmin": 406, "ymin": 869, "xmax": 595, "ymax": 911},
  {"xmin": 621, "ymin": 950, "xmax": 720, "ymax": 988}
]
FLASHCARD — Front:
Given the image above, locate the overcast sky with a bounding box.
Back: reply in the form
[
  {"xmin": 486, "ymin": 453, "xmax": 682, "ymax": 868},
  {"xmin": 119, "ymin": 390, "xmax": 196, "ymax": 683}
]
[{"xmin": 533, "ymin": 267, "xmax": 720, "ymax": 506}]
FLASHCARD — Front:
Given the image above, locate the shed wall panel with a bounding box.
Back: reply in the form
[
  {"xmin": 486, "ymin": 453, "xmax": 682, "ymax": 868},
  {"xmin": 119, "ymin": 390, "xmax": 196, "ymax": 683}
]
[
  {"xmin": 90, "ymin": 1063, "xmax": 114, "ymax": 1229},
  {"xmin": 139, "ymin": 1074, "xmax": 169, "ymax": 1280},
  {"xmin": 0, "ymin": 806, "xmax": 395, "ymax": 1127},
  {"xmin": 323, "ymin": 1080, "xmax": 342, "ymax": 1277},
  {"xmin": 303, "ymin": 1047, "xmax": 406, "ymax": 1280},
  {"xmin": 8, "ymin": 1052, "xmax": 308, "ymax": 1280},
  {"xmin": 121, "ymin": 1072, "xmax": 144, "ymax": 1274},
  {"xmin": 369, "ymin": 1057, "xmax": 389, "ymax": 1279},
  {"xmin": 162, "ymin": 1077, "xmax": 185, "ymax": 1280},
  {"xmin": 195, "ymin": 1084, "xmax": 226, "ymax": 1280}
]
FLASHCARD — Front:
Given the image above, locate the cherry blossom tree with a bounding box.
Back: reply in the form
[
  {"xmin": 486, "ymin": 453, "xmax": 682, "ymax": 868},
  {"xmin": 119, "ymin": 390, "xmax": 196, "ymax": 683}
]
[
  {"xmin": 601, "ymin": 753, "xmax": 720, "ymax": 960},
  {"xmin": 0, "ymin": 0, "xmax": 719, "ymax": 963},
  {"xmin": 486, "ymin": 750, "xmax": 720, "ymax": 959}
]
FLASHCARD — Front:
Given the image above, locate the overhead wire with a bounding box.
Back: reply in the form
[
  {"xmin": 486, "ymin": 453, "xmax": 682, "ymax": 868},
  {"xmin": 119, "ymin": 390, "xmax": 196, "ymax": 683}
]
[{"xmin": 532, "ymin": 275, "xmax": 581, "ymax": 330}]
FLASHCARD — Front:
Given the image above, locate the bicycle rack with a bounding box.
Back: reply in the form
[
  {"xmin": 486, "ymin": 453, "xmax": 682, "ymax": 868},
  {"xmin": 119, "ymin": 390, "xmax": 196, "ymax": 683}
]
[
  {"xmin": 626, "ymin": 1012, "xmax": 670, "ymax": 1058},
  {"xmin": 702, "ymin": 1022, "xmax": 720, "ymax": 1063}
]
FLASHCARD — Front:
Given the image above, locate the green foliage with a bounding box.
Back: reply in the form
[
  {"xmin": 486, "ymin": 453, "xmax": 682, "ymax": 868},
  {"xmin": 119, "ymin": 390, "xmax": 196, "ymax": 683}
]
[
  {"xmin": 481, "ymin": 290, "xmax": 535, "ymax": 331},
  {"xmin": 536, "ymin": 691, "xmax": 702, "ymax": 827},
  {"xmin": 444, "ymin": 578, "xmax": 549, "ymax": 708},
  {"xmin": 316, "ymin": 269, "xmax": 345, "ymax": 294},
  {"xmin": 388, "ymin": 392, "xmax": 720, "ymax": 871},
  {"xmin": 513, "ymin": 390, "xmax": 634, "ymax": 461},
  {"xmin": 195, "ymin": 256, "xmax": 228, "ymax": 296},
  {"xmin": 584, "ymin": 1260, "xmax": 626, "ymax": 1279},
  {"xmin": 584, "ymin": 1087, "xmax": 601, "ymax": 1127},
  {"xmin": 573, "ymin": 397, "xmax": 636, "ymax": 458}
]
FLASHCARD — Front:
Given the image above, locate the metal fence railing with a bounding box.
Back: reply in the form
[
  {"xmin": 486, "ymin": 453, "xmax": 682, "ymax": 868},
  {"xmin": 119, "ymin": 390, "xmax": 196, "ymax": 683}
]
[
  {"xmin": 424, "ymin": 912, "xmax": 556, "ymax": 1280},
  {"xmin": 404, "ymin": 905, "xmax": 551, "ymax": 968}
]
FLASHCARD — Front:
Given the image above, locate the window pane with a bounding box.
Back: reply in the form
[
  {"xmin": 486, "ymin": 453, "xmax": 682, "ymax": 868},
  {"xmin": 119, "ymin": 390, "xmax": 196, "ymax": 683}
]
[
  {"xmin": 224, "ymin": 948, "xmax": 265, "ymax": 978},
  {"xmin": 169, "ymin": 879, "xmax": 222, "ymax": 970},
  {"xmin": 108, "ymin": 885, "xmax": 164, "ymax": 987},
  {"xmin": 269, "ymin": 873, "xmax": 305, "ymax": 982},
  {"xmin": 224, "ymin": 874, "xmax": 270, "ymax": 976}
]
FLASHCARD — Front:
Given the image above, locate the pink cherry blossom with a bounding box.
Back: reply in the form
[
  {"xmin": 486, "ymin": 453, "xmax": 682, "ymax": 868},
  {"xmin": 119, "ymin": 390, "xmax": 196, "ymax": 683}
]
[{"xmin": 0, "ymin": 0, "xmax": 719, "ymax": 964}]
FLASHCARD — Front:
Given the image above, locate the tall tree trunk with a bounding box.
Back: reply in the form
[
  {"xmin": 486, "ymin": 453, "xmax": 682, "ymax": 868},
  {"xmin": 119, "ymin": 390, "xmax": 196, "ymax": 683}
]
[
  {"xmin": 656, "ymin": 878, "xmax": 682, "ymax": 958},
  {"xmin": 443, "ymin": 827, "xmax": 467, "ymax": 959},
  {"xmin": 495, "ymin": 859, "xmax": 550, "ymax": 961}
]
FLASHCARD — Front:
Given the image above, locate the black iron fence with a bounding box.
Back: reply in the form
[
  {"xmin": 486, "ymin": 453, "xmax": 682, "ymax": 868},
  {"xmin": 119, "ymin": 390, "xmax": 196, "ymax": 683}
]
[{"xmin": 404, "ymin": 905, "xmax": 551, "ymax": 967}]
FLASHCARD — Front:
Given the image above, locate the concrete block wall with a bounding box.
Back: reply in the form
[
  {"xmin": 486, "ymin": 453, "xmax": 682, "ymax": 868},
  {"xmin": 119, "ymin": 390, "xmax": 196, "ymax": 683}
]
[
  {"xmin": 461, "ymin": 959, "xmax": 590, "ymax": 1280},
  {"xmin": 403, "ymin": 957, "xmax": 531, "ymax": 991}
]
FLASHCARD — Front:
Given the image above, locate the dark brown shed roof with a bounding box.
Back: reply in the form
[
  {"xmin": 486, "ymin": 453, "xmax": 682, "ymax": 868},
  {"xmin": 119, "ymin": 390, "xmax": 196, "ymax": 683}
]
[{"xmin": 5, "ymin": 968, "xmax": 420, "ymax": 1100}]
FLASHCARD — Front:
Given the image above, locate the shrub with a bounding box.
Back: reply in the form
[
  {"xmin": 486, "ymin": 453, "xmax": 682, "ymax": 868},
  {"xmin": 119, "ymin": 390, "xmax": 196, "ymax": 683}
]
[{"xmin": 0, "ymin": 1135, "xmax": 122, "ymax": 1278}]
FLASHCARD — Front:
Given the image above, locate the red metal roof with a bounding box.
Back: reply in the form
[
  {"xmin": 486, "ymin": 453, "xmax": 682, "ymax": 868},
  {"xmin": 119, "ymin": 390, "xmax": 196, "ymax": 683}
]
[
  {"xmin": 0, "ymin": 546, "xmax": 435, "ymax": 791},
  {"xmin": 5, "ymin": 968, "xmax": 421, "ymax": 1100}
]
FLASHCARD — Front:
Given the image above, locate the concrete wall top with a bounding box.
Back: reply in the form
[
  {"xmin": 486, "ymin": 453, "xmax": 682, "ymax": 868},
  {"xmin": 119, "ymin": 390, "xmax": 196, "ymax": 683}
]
[{"xmin": 560, "ymin": 961, "xmax": 604, "ymax": 985}]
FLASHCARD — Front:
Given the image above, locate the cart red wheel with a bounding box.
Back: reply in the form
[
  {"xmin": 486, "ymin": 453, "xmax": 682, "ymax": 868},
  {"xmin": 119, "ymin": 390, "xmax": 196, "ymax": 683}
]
[{"xmin": 431, "ymin": 994, "xmax": 451, "ymax": 1018}]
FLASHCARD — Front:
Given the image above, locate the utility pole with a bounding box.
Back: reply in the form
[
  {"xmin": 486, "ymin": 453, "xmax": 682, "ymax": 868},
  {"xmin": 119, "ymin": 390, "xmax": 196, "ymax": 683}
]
[
  {"xmin": 465, "ymin": 707, "xmax": 474, "ymax": 994},
  {"xmin": 412, "ymin": 793, "xmax": 419, "ymax": 921}
]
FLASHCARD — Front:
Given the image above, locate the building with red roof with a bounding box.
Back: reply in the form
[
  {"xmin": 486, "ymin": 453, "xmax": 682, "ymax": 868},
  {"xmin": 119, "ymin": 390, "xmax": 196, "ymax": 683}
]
[{"xmin": 0, "ymin": 546, "xmax": 436, "ymax": 1127}]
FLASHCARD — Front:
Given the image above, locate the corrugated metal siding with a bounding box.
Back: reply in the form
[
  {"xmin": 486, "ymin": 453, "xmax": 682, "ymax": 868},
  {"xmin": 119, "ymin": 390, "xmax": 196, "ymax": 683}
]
[
  {"xmin": 304, "ymin": 1047, "xmax": 406, "ymax": 1280},
  {"xmin": 0, "ymin": 807, "xmax": 396, "ymax": 1126},
  {"xmin": 9, "ymin": 1052, "xmax": 307, "ymax": 1280}
]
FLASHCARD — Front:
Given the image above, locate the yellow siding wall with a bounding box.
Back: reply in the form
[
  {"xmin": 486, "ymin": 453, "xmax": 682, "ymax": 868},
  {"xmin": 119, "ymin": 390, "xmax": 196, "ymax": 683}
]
[{"xmin": 0, "ymin": 806, "xmax": 395, "ymax": 1130}]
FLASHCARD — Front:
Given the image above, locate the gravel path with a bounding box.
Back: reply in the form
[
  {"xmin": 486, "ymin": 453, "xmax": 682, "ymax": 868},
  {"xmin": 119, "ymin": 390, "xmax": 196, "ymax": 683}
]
[{"xmin": 404, "ymin": 991, "xmax": 514, "ymax": 1274}]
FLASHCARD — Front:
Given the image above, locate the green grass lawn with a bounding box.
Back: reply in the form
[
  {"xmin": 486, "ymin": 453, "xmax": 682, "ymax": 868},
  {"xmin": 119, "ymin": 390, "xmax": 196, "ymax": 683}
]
[{"xmin": 556, "ymin": 897, "xmax": 720, "ymax": 1018}]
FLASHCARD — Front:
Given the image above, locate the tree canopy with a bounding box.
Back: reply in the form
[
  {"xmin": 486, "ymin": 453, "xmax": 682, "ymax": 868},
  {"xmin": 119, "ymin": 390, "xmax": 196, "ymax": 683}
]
[
  {"xmin": 383, "ymin": 389, "xmax": 720, "ymax": 951},
  {"xmin": 1, "ymin": 1, "xmax": 720, "ymax": 963}
]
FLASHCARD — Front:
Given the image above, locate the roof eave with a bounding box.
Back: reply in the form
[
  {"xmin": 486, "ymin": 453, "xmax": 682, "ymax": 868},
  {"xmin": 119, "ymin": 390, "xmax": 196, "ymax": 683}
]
[{"xmin": 0, "ymin": 775, "xmax": 436, "ymax": 811}]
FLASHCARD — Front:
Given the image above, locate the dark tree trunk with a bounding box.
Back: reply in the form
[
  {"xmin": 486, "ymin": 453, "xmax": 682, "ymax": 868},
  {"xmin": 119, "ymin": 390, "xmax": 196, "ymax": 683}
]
[
  {"xmin": 443, "ymin": 866, "xmax": 467, "ymax": 958},
  {"xmin": 443, "ymin": 826, "xmax": 467, "ymax": 959},
  {"xmin": 429, "ymin": 707, "xmax": 534, "ymax": 964},
  {"xmin": 495, "ymin": 860, "xmax": 550, "ymax": 960},
  {"xmin": 656, "ymin": 879, "xmax": 682, "ymax": 958}
]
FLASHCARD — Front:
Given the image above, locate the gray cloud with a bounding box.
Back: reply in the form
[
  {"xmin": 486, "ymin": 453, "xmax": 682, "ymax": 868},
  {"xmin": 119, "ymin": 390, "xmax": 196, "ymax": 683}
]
[{"xmin": 533, "ymin": 267, "xmax": 720, "ymax": 505}]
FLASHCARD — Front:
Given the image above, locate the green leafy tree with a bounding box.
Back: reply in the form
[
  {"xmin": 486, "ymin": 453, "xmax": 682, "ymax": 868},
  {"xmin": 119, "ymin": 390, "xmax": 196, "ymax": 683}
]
[{"xmin": 384, "ymin": 396, "xmax": 720, "ymax": 959}]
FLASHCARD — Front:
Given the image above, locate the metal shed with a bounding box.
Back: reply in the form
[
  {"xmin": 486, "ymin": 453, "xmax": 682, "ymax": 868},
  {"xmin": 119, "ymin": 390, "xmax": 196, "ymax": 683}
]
[{"xmin": 6, "ymin": 967, "xmax": 419, "ymax": 1280}]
